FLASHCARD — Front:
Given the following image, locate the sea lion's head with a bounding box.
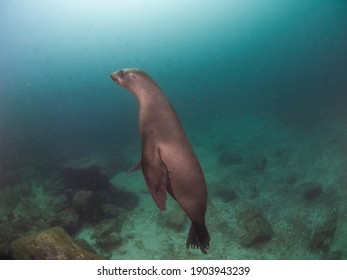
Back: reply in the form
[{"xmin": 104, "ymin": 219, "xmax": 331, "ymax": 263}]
[{"xmin": 110, "ymin": 68, "xmax": 160, "ymax": 95}]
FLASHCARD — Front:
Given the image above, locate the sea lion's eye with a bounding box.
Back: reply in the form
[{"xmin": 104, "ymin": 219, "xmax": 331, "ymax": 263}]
[
  {"xmin": 118, "ymin": 70, "xmax": 124, "ymax": 76},
  {"xmin": 129, "ymin": 72, "xmax": 136, "ymax": 79}
]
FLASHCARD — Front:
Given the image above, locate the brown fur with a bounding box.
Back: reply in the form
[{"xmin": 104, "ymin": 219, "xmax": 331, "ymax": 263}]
[{"xmin": 111, "ymin": 69, "xmax": 210, "ymax": 253}]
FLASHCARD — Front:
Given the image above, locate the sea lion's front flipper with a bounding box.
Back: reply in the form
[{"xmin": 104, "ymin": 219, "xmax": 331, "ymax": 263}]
[
  {"xmin": 141, "ymin": 143, "xmax": 168, "ymax": 210},
  {"xmin": 127, "ymin": 160, "xmax": 142, "ymax": 174}
]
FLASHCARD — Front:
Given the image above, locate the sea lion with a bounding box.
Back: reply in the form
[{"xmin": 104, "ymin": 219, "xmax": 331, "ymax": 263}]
[{"xmin": 110, "ymin": 68, "xmax": 210, "ymax": 253}]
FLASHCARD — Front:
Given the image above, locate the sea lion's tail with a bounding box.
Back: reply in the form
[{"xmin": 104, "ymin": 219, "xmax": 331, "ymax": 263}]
[{"xmin": 186, "ymin": 222, "xmax": 210, "ymax": 254}]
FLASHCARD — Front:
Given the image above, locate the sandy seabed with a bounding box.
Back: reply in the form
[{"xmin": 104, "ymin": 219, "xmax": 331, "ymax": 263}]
[{"xmin": 77, "ymin": 115, "xmax": 347, "ymax": 259}]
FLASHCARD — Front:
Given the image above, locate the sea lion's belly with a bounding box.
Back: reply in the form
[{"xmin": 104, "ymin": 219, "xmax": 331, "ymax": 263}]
[{"xmin": 158, "ymin": 140, "xmax": 207, "ymax": 217}]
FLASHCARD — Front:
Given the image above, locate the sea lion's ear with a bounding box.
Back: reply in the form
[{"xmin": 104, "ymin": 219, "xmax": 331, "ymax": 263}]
[{"xmin": 129, "ymin": 72, "xmax": 137, "ymax": 79}]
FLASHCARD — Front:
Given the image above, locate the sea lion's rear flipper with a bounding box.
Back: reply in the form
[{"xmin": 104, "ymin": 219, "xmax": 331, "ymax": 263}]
[
  {"xmin": 186, "ymin": 222, "xmax": 210, "ymax": 254},
  {"xmin": 141, "ymin": 144, "xmax": 168, "ymax": 211}
]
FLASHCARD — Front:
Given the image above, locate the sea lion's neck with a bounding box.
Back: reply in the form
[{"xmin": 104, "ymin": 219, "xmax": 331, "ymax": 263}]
[
  {"xmin": 132, "ymin": 86, "xmax": 180, "ymax": 136},
  {"xmin": 132, "ymin": 85, "xmax": 170, "ymax": 112}
]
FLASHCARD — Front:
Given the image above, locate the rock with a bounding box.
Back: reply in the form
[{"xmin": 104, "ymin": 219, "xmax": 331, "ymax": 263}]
[
  {"xmin": 93, "ymin": 218, "xmax": 126, "ymax": 238},
  {"xmin": 11, "ymin": 226, "xmax": 101, "ymax": 260},
  {"xmin": 51, "ymin": 194, "xmax": 70, "ymax": 212},
  {"xmin": 321, "ymin": 250, "xmax": 342, "ymax": 260},
  {"xmin": 158, "ymin": 205, "xmax": 187, "ymax": 232},
  {"xmin": 72, "ymin": 190, "xmax": 103, "ymax": 222},
  {"xmin": 105, "ymin": 186, "xmax": 139, "ymax": 211},
  {"xmin": 63, "ymin": 153, "xmax": 116, "ymax": 177},
  {"xmin": 63, "ymin": 166, "xmax": 111, "ymax": 190},
  {"xmin": 0, "ymin": 223, "xmax": 18, "ymax": 259},
  {"xmin": 284, "ymin": 174, "xmax": 297, "ymax": 185},
  {"xmin": 300, "ymin": 182, "xmax": 323, "ymax": 200},
  {"xmin": 48, "ymin": 208, "xmax": 81, "ymax": 235},
  {"xmin": 244, "ymin": 155, "xmax": 268, "ymax": 172},
  {"xmin": 215, "ymin": 189, "xmax": 237, "ymax": 202},
  {"xmin": 236, "ymin": 204, "xmax": 273, "ymax": 247},
  {"xmin": 309, "ymin": 212, "xmax": 338, "ymax": 252},
  {"xmin": 101, "ymin": 203, "xmax": 123, "ymax": 219},
  {"xmin": 218, "ymin": 151, "xmax": 243, "ymax": 166},
  {"xmin": 75, "ymin": 239, "xmax": 98, "ymax": 255},
  {"xmin": 63, "ymin": 165, "xmax": 139, "ymax": 212},
  {"xmin": 16, "ymin": 197, "xmax": 42, "ymax": 220},
  {"xmin": 12, "ymin": 215, "xmax": 33, "ymax": 232},
  {"xmin": 92, "ymin": 219, "xmax": 125, "ymax": 251},
  {"xmin": 72, "ymin": 191, "xmax": 94, "ymax": 212},
  {"xmin": 95, "ymin": 233, "xmax": 122, "ymax": 251},
  {"xmin": 0, "ymin": 183, "xmax": 32, "ymax": 210}
]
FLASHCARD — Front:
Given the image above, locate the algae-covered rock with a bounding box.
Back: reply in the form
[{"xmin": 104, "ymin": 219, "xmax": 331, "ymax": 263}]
[
  {"xmin": 236, "ymin": 204, "xmax": 273, "ymax": 247},
  {"xmin": 0, "ymin": 183, "xmax": 32, "ymax": 210},
  {"xmin": 157, "ymin": 205, "xmax": 187, "ymax": 232},
  {"xmin": 299, "ymin": 182, "xmax": 323, "ymax": 200},
  {"xmin": 101, "ymin": 203, "xmax": 123, "ymax": 219},
  {"xmin": 0, "ymin": 223, "xmax": 18, "ymax": 259},
  {"xmin": 309, "ymin": 212, "xmax": 338, "ymax": 252},
  {"xmin": 48, "ymin": 208, "xmax": 81, "ymax": 235},
  {"xmin": 11, "ymin": 226, "xmax": 101, "ymax": 259},
  {"xmin": 72, "ymin": 190, "xmax": 103, "ymax": 222},
  {"xmin": 93, "ymin": 218, "xmax": 125, "ymax": 238},
  {"xmin": 12, "ymin": 215, "xmax": 33, "ymax": 232},
  {"xmin": 95, "ymin": 233, "xmax": 122, "ymax": 251},
  {"xmin": 16, "ymin": 197, "xmax": 42, "ymax": 220},
  {"xmin": 51, "ymin": 194, "xmax": 70, "ymax": 212},
  {"xmin": 92, "ymin": 219, "xmax": 125, "ymax": 251},
  {"xmin": 75, "ymin": 239, "xmax": 98, "ymax": 255}
]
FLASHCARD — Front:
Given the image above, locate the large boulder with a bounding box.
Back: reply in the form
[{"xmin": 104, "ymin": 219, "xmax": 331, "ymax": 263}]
[
  {"xmin": 236, "ymin": 204, "xmax": 273, "ymax": 247},
  {"xmin": 62, "ymin": 164, "xmax": 139, "ymax": 211},
  {"xmin": 72, "ymin": 190, "xmax": 103, "ymax": 222},
  {"xmin": 11, "ymin": 226, "xmax": 100, "ymax": 260}
]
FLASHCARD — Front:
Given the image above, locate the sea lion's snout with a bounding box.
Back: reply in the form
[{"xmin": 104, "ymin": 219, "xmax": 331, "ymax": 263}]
[
  {"xmin": 111, "ymin": 69, "xmax": 126, "ymax": 85},
  {"xmin": 110, "ymin": 72, "xmax": 120, "ymax": 84}
]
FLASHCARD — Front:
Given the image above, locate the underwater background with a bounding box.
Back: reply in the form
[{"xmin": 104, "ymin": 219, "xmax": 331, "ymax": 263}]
[{"xmin": 1, "ymin": 0, "xmax": 347, "ymax": 259}]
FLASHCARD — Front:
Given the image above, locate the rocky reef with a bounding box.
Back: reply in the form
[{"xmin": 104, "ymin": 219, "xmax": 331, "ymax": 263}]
[
  {"xmin": 0, "ymin": 153, "xmax": 139, "ymax": 259},
  {"xmin": 11, "ymin": 226, "xmax": 101, "ymax": 260}
]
